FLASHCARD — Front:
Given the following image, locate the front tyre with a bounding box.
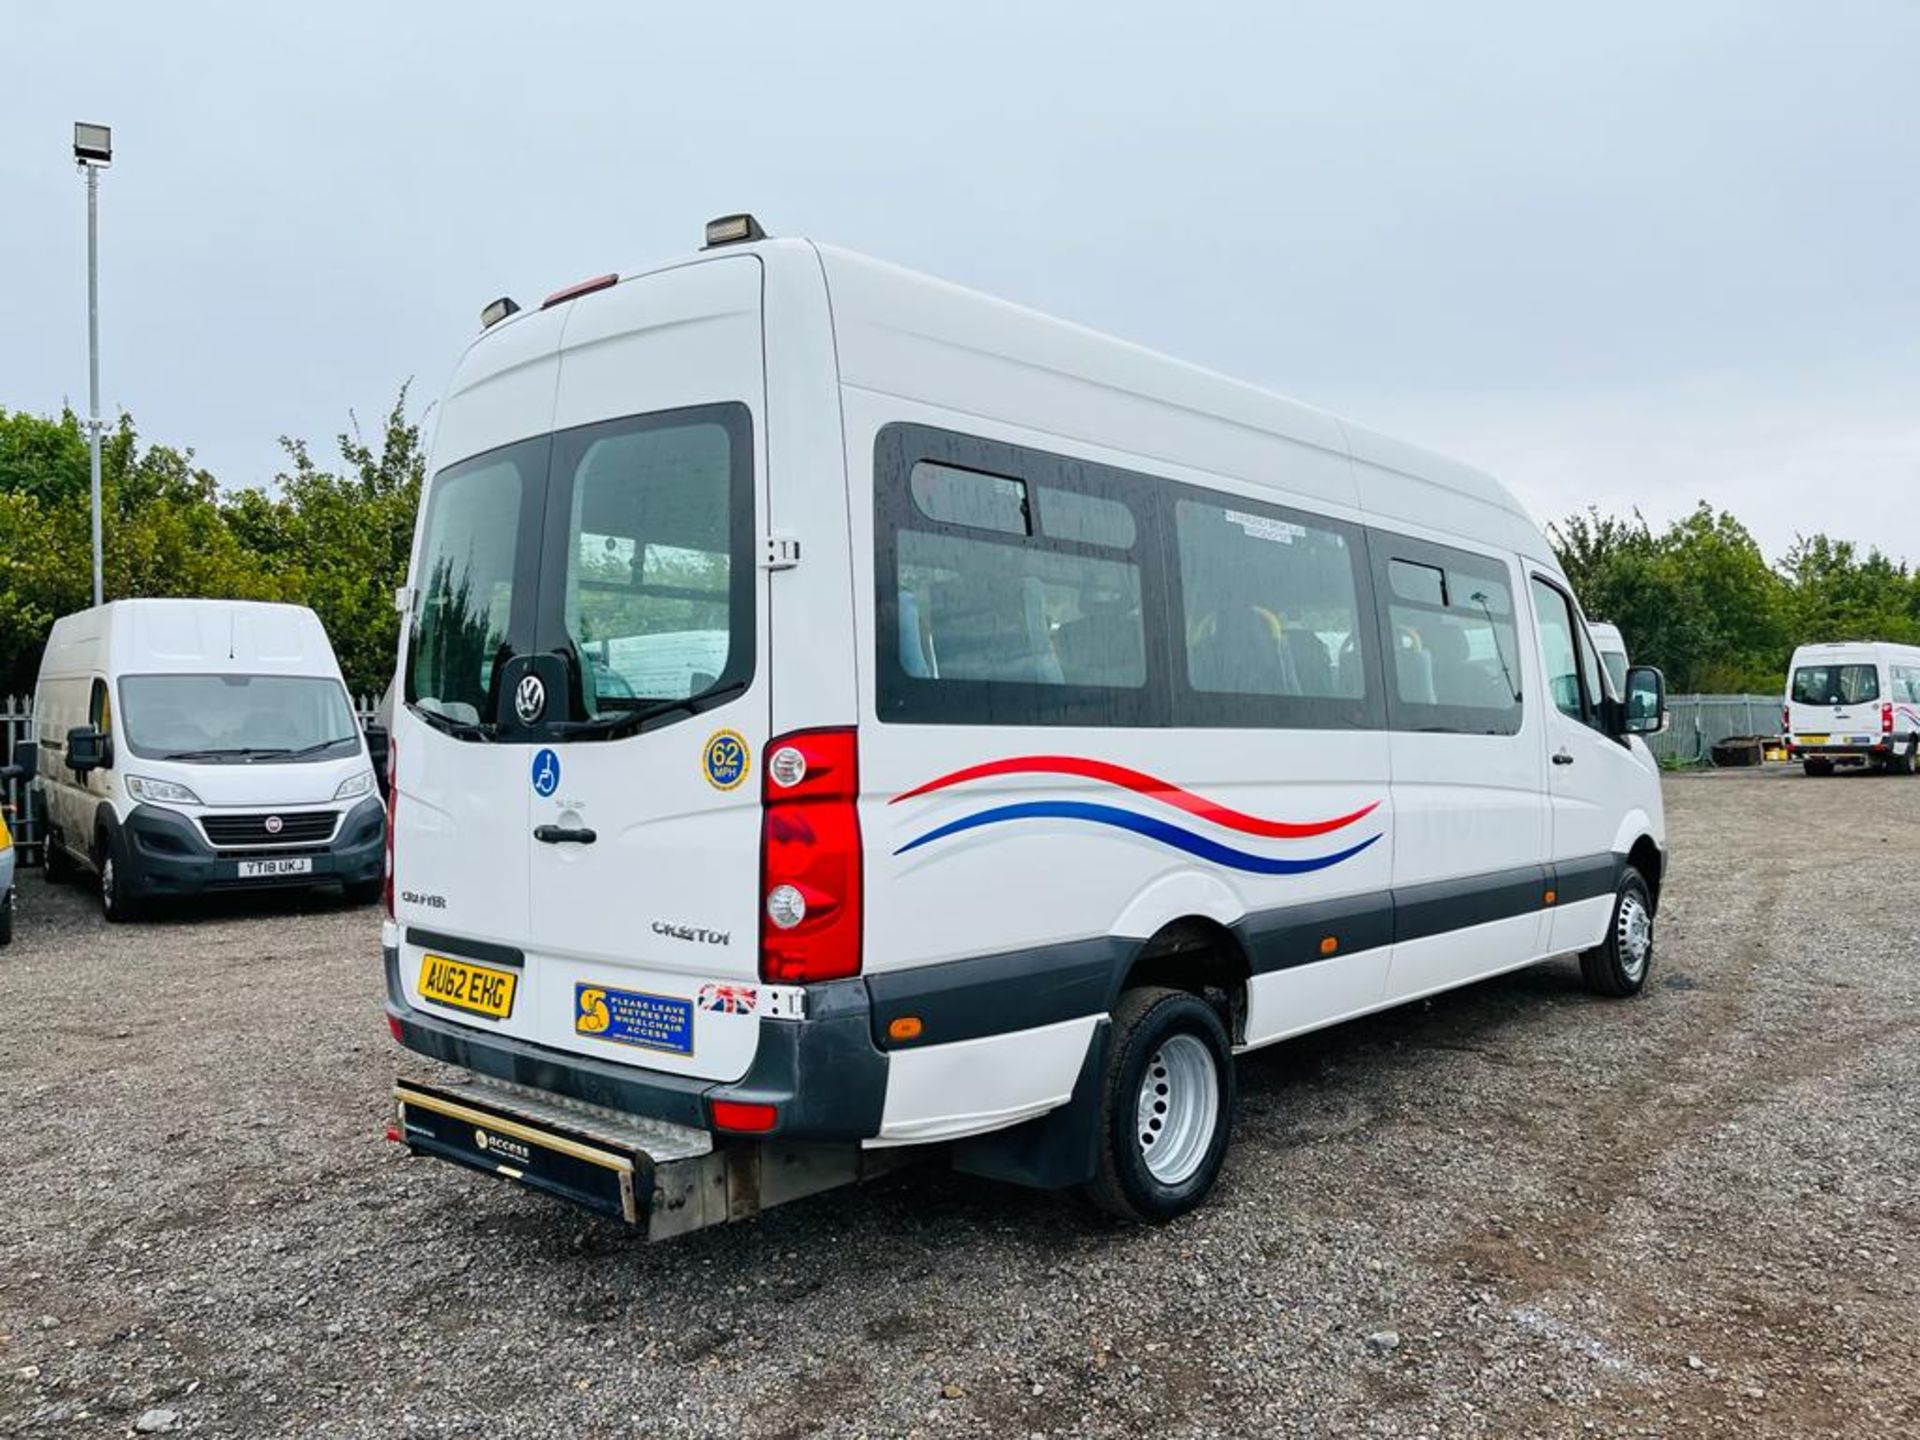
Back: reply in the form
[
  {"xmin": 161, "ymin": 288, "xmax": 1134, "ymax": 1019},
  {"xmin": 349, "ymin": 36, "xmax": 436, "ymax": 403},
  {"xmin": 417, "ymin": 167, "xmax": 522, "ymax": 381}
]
[
  {"xmin": 1580, "ymin": 868, "xmax": 1654, "ymax": 998},
  {"xmin": 1082, "ymin": 986, "xmax": 1235, "ymax": 1223},
  {"xmin": 99, "ymin": 833, "xmax": 144, "ymax": 924}
]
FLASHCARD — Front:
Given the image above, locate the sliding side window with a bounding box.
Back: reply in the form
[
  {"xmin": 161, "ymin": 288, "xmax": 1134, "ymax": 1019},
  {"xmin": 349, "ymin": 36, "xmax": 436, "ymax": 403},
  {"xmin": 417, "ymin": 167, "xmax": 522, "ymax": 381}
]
[
  {"xmin": 875, "ymin": 427, "xmax": 1165, "ymax": 727},
  {"xmin": 1371, "ymin": 535, "xmax": 1524, "ymax": 735}
]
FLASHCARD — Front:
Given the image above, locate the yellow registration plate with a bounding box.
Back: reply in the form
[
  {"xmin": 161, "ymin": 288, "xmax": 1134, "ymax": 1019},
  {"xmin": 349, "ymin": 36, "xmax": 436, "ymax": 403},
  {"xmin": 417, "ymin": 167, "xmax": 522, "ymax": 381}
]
[
  {"xmin": 1798, "ymin": 734, "xmax": 1829, "ymax": 746},
  {"xmin": 418, "ymin": 954, "xmax": 518, "ymax": 1020}
]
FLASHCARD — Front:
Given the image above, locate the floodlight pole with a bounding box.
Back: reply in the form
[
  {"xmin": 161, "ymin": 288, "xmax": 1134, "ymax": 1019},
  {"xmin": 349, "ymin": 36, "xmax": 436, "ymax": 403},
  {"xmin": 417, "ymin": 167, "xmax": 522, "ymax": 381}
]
[{"xmin": 85, "ymin": 159, "xmax": 103, "ymax": 608}]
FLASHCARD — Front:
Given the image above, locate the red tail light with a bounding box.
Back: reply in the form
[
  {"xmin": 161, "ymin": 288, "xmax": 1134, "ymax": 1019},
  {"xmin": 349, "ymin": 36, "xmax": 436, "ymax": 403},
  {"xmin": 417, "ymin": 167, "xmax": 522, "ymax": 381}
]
[
  {"xmin": 1782, "ymin": 705, "xmax": 1791, "ymax": 737},
  {"xmin": 1883, "ymin": 702, "xmax": 1894, "ymax": 734},
  {"xmin": 710, "ymin": 1100, "xmax": 779, "ymax": 1134},
  {"xmin": 759, "ymin": 728, "xmax": 862, "ymax": 984},
  {"xmin": 383, "ymin": 739, "xmax": 397, "ymax": 920}
]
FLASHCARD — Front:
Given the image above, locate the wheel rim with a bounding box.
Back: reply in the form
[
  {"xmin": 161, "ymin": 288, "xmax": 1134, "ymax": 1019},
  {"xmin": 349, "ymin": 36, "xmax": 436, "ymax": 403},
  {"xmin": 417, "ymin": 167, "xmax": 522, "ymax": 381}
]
[
  {"xmin": 1134, "ymin": 1032, "xmax": 1219, "ymax": 1185},
  {"xmin": 1617, "ymin": 890, "xmax": 1652, "ymax": 981},
  {"xmin": 101, "ymin": 857, "xmax": 115, "ymax": 911}
]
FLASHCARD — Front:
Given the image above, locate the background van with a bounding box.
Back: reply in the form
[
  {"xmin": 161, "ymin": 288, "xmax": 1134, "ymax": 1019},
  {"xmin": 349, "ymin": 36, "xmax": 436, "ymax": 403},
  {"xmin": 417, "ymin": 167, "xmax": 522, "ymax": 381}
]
[
  {"xmin": 385, "ymin": 220, "xmax": 1669, "ymax": 1235},
  {"xmin": 34, "ymin": 599, "xmax": 387, "ymax": 920},
  {"xmin": 1784, "ymin": 641, "xmax": 1920, "ymax": 775}
]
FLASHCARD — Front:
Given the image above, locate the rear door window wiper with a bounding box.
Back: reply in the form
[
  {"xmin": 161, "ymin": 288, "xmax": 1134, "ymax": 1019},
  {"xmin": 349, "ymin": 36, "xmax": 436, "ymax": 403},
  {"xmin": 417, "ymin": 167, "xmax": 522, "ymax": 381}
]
[
  {"xmin": 552, "ymin": 680, "xmax": 750, "ymax": 741},
  {"xmin": 410, "ymin": 706, "xmax": 493, "ymax": 742}
]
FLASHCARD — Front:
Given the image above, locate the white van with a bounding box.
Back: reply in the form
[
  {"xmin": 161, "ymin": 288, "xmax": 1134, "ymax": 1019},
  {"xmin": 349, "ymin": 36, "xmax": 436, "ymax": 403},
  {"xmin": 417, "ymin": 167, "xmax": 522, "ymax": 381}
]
[
  {"xmin": 34, "ymin": 600, "xmax": 387, "ymax": 920},
  {"xmin": 1588, "ymin": 621, "xmax": 1629, "ymax": 697},
  {"xmin": 385, "ymin": 218, "xmax": 1670, "ymax": 1235},
  {"xmin": 1784, "ymin": 641, "xmax": 1920, "ymax": 775}
]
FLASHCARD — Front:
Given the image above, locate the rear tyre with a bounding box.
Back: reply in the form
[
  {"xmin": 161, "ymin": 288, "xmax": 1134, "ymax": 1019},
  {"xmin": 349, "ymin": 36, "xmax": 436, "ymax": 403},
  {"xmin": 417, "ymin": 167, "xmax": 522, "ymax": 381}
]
[
  {"xmin": 1892, "ymin": 743, "xmax": 1919, "ymax": 777},
  {"xmin": 1082, "ymin": 986, "xmax": 1235, "ymax": 1223},
  {"xmin": 1802, "ymin": 758, "xmax": 1833, "ymax": 777},
  {"xmin": 1580, "ymin": 868, "xmax": 1654, "ymax": 998}
]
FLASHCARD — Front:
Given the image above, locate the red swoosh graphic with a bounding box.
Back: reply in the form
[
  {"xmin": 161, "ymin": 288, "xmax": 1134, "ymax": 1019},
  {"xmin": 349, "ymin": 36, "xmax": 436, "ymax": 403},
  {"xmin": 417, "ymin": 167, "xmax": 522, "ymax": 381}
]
[{"xmin": 891, "ymin": 755, "xmax": 1379, "ymax": 839}]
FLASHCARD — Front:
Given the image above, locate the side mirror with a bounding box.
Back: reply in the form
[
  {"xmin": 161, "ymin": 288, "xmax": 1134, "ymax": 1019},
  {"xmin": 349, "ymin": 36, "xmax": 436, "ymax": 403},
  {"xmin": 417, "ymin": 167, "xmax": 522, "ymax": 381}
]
[
  {"xmin": 0, "ymin": 740, "xmax": 34, "ymax": 784},
  {"xmin": 65, "ymin": 725, "xmax": 111, "ymax": 774},
  {"xmin": 1620, "ymin": 665, "xmax": 1667, "ymax": 736}
]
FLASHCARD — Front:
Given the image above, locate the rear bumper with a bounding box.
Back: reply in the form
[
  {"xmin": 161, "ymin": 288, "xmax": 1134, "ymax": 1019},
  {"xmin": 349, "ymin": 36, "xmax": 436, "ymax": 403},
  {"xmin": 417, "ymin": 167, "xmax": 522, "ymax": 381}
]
[
  {"xmin": 123, "ymin": 799, "xmax": 386, "ymax": 897},
  {"xmin": 1789, "ymin": 741, "xmax": 1894, "ymax": 759},
  {"xmin": 383, "ymin": 944, "xmax": 889, "ymax": 1142}
]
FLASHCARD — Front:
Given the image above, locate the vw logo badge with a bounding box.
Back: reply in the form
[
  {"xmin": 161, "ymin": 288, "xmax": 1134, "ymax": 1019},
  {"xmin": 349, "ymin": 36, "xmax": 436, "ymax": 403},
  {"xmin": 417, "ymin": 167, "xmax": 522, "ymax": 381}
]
[
  {"xmin": 514, "ymin": 674, "xmax": 547, "ymax": 726},
  {"xmin": 264, "ymin": 815, "xmax": 284, "ymax": 835}
]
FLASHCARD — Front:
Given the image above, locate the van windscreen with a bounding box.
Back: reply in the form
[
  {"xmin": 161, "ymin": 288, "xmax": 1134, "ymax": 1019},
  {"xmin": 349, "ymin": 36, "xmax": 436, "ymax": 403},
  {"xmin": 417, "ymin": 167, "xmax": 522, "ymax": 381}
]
[
  {"xmin": 1791, "ymin": 664, "xmax": 1879, "ymax": 706},
  {"xmin": 119, "ymin": 675, "xmax": 360, "ymax": 760}
]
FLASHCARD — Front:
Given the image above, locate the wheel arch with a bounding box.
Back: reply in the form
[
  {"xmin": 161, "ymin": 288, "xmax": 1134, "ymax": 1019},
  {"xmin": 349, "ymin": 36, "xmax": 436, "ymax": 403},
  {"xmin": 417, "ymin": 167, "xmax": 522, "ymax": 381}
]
[{"xmin": 1114, "ymin": 915, "xmax": 1252, "ymax": 1045}]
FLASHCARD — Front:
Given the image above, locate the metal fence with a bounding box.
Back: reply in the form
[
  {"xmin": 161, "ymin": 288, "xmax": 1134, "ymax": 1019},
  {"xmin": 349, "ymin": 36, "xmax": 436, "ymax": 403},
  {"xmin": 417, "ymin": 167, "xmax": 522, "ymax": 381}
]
[
  {"xmin": 1, "ymin": 693, "xmax": 381, "ymax": 869},
  {"xmin": 1642, "ymin": 693, "xmax": 1782, "ymax": 767}
]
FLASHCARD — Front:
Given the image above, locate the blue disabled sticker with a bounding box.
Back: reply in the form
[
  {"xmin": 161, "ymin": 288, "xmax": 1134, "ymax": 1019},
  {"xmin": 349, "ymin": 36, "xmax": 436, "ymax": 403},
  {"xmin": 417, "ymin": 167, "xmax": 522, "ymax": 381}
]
[
  {"xmin": 531, "ymin": 747, "xmax": 561, "ymax": 798},
  {"xmin": 575, "ymin": 984, "xmax": 694, "ymax": 1055}
]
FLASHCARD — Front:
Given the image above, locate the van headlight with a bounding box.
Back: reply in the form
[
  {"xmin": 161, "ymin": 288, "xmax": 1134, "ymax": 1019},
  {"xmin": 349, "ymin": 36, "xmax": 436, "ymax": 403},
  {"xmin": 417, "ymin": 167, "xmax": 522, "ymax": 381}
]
[
  {"xmin": 333, "ymin": 770, "xmax": 376, "ymax": 801},
  {"xmin": 126, "ymin": 775, "xmax": 204, "ymax": 807}
]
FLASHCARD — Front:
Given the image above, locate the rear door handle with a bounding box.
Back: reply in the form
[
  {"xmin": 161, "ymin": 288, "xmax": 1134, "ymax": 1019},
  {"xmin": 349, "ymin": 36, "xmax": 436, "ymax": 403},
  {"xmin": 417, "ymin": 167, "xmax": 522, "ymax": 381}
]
[
  {"xmin": 1552, "ymin": 749, "xmax": 1575, "ymax": 766},
  {"xmin": 534, "ymin": 824, "xmax": 598, "ymax": 845}
]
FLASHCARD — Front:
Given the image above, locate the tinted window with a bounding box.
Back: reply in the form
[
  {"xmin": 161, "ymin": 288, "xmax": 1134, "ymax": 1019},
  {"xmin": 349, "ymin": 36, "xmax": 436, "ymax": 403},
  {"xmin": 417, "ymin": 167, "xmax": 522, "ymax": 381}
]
[
  {"xmin": 1791, "ymin": 664, "xmax": 1880, "ymax": 705},
  {"xmin": 899, "ymin": 531, "xmax": 1145, "ymax": 687},
  {"xmin": 911, "ymin": 462, "xmax": 1028, "ymax": 534},
  {"xmin": 1374, "ymin": 539, "xmax": 1523, "ymax": 734},
  {"xmin": 1172, "ymin": 498, "xmax": 1378, "ymax": 729},
  {"xmin": 407, "ymin": 441, "xmax": 543, "ymax": 727},
  {"xmin": 876, "ymin": 425, "xmax": 1165, "ymax": 727},
  {"xmin": 556, "ymin": 415, "xmax": 750, "ymax": 711}
]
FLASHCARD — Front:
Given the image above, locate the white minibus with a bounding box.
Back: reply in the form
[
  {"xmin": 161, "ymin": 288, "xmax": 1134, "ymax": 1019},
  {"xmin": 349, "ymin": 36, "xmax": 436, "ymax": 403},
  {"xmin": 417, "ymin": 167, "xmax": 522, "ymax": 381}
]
[
  {"xmin": 1784, "ymin": 641, "xmax": 1920, "ymax": 775},
  {"xmin": 1588, "ymin": 621, "xmax": 1629, "ymax": 697},
  {"xmin": 34, "ymin": 600, "xmax": 387, "ymax": 920},
  {"xmin": 385, "ymin": 217, "xmax": 1670, "ymax": 1235}
]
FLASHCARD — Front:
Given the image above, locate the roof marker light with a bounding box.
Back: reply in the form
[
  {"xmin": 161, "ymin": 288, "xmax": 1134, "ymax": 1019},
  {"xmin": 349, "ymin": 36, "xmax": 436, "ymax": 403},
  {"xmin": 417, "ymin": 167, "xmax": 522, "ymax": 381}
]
[
  {"xmin": 703, "ymin": 213, "xmax": 767, "ymax": 248},
  {"xmin": 480, "ymin": 296, "xmax": 520, "ymax": 329},
  {"xmin": 540, "ymin": 272, "xmax": 619, "ymax": 309}
]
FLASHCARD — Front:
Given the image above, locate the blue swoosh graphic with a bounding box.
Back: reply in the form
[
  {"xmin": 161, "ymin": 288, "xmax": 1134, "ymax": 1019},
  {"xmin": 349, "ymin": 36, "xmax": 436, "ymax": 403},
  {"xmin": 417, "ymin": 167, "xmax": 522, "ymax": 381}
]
[{"xmin": 894, "ymin": 800, "xmax": 1382, "ymax": 875}]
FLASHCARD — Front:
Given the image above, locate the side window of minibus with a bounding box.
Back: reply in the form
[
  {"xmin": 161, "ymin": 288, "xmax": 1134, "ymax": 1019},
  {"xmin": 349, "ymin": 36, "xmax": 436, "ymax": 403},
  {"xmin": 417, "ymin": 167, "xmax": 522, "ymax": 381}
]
[
  {"xmin": 877, "ymin": 427, "xmax": 1161, "ymax": 727},
  {"xmin": 1530, "ymin": 579, "xmax": 1592, "ymax": 726},
  {"xmin": 1371, "ymin": 537, "xmax": 1523, "ymax": 735}
]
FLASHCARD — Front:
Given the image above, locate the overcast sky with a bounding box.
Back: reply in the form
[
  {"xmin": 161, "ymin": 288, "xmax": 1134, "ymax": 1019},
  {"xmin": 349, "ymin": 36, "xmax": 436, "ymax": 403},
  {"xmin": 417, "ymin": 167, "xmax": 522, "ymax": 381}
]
[{"xmin": 5, "ymin": 2, "xmax": 1916, "ymax": 565}]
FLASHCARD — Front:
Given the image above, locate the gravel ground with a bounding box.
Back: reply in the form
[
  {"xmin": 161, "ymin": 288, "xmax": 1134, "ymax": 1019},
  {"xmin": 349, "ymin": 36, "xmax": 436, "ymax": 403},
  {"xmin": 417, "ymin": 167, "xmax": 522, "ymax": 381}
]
[{"xmin": 2, "ymin": 767, "xmax": 1917, "ymax": 1438}]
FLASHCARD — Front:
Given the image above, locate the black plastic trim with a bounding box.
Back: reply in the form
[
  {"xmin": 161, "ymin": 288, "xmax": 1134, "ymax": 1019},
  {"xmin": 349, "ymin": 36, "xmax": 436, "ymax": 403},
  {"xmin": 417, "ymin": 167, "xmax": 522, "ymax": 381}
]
[
  {"xmin": 865, "ymin": 936, "xmax": 1129, "ymax": 1050},
  {"xmin": 406, "ymin": 927, "xmax": 526, "ymax": 970},
  {"xmin": 1394, "ymin": 864, "xmax": 1548, "ymax": 942},
  {"xmin": 1237, "ymin": 889, "xmax": 1396, "ymax": 975},
  {"xmin": 1548, "ymin": 853, "xmax": 1621, "ymax": 907}
]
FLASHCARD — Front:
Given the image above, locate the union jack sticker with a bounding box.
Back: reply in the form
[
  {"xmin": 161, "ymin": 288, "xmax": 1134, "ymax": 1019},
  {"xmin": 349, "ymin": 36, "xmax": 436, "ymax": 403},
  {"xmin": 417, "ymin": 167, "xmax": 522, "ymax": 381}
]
[{"xmin": 697, "ymin": 983, "xmax": 759, "ymax": 1016}]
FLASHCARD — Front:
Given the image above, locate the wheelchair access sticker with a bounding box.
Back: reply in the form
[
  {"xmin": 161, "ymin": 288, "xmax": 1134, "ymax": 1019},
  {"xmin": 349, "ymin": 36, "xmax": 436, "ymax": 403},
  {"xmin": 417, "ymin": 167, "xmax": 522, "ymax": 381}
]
[
  {"xmin": 531, "ymin": 748, "xmax": 561, "ymax": 798},
  {"xmin": 703, "ymin": 730, "xmax": 749, "ymax": 791},
  {"xmin": 575, "ymin": 984, "xmax": 694, "ymax": 1055}
]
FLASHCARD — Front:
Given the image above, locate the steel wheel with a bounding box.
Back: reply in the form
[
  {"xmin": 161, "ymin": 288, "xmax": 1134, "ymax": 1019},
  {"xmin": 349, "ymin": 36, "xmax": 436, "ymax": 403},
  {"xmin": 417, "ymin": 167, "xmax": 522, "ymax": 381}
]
[
  {"xmin": 1616, "ymin": 887, "xmax": 1652, "ymax": 983},
  {"xmin": 1134, "ymin": 1032, "xmax": 1220, "ymax": 1185}
]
